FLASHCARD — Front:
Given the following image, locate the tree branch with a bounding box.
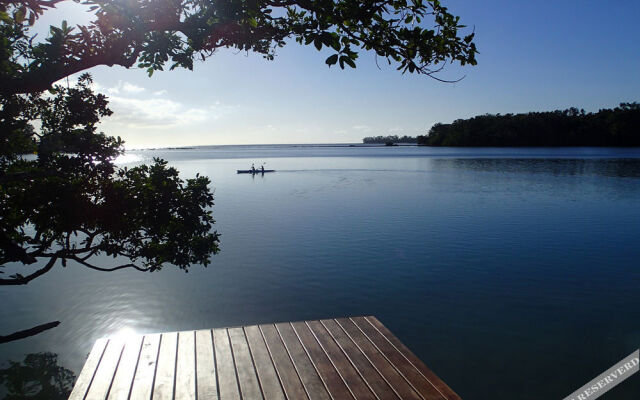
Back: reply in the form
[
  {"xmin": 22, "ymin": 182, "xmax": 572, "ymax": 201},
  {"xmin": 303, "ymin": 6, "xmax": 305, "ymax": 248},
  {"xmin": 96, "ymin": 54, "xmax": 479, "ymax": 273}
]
[
  {"xmin": 0, "ymin": 37, "xmax": 141, "ymax": 95},
  {"xmin": 69, "ymin": 255, "xmax": 151, "ymax": 272},
  {"xmin": 0, "ymin": 230, "xmax": 38, "ymax": 264},
  {"xmin": 0, "ymin": 256, "xmax": 57, "ymax": 285}
]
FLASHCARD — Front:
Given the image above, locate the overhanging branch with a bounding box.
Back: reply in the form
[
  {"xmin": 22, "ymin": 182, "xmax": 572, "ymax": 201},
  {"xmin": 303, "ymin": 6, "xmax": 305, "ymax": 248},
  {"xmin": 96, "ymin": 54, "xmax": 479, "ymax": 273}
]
[
  {"xmin": 0, "ymin": 39, "xmax": 141, "ymax": 95},
  {"xmin": 69, "ymin": 255, "xmax": 152, "ymax": 272},
  {"xmin": 0, "ymin": 230, "xmax": 38, "ymax": 264},
  {"xmin": 0, "ymin": 256, "xmax": 57, "ymax": 285}
]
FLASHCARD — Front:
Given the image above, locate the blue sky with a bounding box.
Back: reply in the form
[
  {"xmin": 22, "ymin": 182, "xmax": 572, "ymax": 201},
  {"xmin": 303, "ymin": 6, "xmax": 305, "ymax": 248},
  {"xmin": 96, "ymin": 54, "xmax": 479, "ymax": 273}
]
[{"xmin": 39, "ymin": 1, "xmax": 640, "ymax": 147}]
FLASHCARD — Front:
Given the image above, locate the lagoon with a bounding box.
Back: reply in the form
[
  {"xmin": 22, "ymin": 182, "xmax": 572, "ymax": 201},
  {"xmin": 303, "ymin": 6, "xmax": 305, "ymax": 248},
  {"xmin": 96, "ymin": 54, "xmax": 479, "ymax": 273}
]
[{"xmin": 1, "ymin": 145, "xmax": 639, "ymax": 399}]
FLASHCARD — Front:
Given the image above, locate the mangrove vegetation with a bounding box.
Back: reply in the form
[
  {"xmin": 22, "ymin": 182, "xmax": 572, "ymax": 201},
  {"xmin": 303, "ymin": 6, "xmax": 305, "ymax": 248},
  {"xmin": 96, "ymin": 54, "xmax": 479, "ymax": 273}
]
[{"xmin": 417, "ymin": 103, "xmax": 640, "ymax": 146}]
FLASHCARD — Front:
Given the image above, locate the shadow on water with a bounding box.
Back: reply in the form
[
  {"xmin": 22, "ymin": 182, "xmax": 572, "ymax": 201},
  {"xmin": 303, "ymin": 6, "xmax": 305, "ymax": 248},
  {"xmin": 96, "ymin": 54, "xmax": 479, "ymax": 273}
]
[{"xmin": 0, "ymin": 352, "xmax": 75, "ymax": 400}]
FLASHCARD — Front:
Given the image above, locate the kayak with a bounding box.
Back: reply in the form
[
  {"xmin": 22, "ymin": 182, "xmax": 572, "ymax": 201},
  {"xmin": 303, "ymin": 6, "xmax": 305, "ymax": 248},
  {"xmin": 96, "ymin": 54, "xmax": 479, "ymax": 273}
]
[{"xmin": 237, "ymin": 169, "xmax": 275, "ymax": 174}]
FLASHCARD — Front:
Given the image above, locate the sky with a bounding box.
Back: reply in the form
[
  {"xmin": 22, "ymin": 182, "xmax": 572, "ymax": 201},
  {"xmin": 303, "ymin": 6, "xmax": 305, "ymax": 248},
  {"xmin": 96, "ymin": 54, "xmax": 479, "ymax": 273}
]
[{"xmin": 36, "ymin": 1, "xmax": 640, "ymax": 148}]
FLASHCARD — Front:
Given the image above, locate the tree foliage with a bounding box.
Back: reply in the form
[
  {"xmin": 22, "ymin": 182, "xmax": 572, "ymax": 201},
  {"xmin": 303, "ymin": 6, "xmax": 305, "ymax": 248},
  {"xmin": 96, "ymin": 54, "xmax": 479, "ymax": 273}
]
[
  {"xmin": 0, "ymin": 74, "xmax": 220, "ymax": 286},
  {"xmin": 418, "ymin": 103, "xmax": 640, "ymax": 147},
  {"xmin": 1, "ymin": 0, "xmax": 477, "ymax": 95},
  {"xmin": 362, "ymin": 134, "xmax": 416, "ymax": 144}
]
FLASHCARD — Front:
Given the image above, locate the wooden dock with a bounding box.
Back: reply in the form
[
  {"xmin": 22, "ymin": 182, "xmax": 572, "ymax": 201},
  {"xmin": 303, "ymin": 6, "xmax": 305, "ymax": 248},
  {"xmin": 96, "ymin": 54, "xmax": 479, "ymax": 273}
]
[{"xmin": 69, "ymin": 316, "xmax": 460, "ymax": 400}]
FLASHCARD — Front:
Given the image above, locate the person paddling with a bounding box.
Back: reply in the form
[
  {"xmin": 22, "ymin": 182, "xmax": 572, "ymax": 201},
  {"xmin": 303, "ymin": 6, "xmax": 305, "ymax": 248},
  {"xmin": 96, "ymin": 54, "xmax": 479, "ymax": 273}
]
[{"xmin": 251, "ymin": 163, "xmax": 255, "ymax": 173}]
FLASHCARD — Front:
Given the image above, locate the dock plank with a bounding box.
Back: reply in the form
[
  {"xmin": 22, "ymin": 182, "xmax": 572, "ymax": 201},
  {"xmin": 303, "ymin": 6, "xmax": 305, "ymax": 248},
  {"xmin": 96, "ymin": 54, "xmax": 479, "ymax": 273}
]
[
  {"xmin": 175, "ymin": 331, "xmax": 196, "ymax": 400},
  {"xmin": 129, "ymin": 334, "xmax": 161, "ymax": 400},
  {"xmin": 291, "ymin": 322, "xmax": 355, "ymax": 400},
  {"xmin": 306, "ymin": 320, "xmax": 376, "ymax": 400},
  {"xmin": 276, "ymin": 322, "xmax": 330, "ymax": 400},
  {"xmin": 107, "ymin": 335, "xmax": 144, "ymax": 400},
  {"xmin": 68, "ymin": 338, "xmax": 108, "ymax": 400},
  {"xmin": 213, "ymin": 328, "xmax": 241, "ymax": 400},
  {"xmin": 245, "ymin": 325, "xmax": 286, "ymax": 400},
  {"xmin": 228, "ymin": 327, "xmax": 263, "ymax": 400},
  {"xmin": 84, "ymin": 338, "xmax": 124, "ymax": 400},
  {"xmin": 195, "ymin": 329, "xmax": 218, "ymax": 400},
  {"xmin": 336, "ymin": 318, "xmax": 421, "ymax": 400},
  {"xmin": 71, "ymin": 317, "xmax": 460, "ymax": 400},
  {"xmin": 366, "ymin": 316, "xmax": 460, "ymax": 400},
  {"xmin": 260, "ymin": 324, "xmax": 309, "ymax": 400},
  {"xmin": 153, "ymin": 332, "xmax": 178, "ymax": 400},
  {"xmin": 351, "ymin": 317, "xmax": 444, "ymax": 400},
  {"xmin": 321, "ymin": 319, "xmax": 399, "ymax": 400}
]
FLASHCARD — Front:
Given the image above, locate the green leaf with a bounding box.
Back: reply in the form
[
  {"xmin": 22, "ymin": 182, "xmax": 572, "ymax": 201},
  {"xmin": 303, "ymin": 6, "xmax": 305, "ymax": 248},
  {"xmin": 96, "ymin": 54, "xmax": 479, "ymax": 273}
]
[
  {"xmin": 343, "ymin": 57, "xmax": 356, "ymax": 69},
  {"xmin": 14, "ymin": 8, "xmax": 26, "ymax": 24},
  {"xmin": 325, "ymin": 54, "xmax": 338, "ymax": 66},
  {"xmin": 321, "ymin": 33, "xmax": 332, "ymax": 47},
  {"xmin": 331, "ymin": 38, "xmax": 341, "ymax": 51}
]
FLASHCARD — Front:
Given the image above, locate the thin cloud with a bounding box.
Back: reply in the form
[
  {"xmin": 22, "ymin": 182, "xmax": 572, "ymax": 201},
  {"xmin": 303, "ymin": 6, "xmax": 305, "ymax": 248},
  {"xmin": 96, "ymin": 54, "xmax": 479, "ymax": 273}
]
[
  {"xmin": 122, "ymin": 82, "xmax": 145, "ymax": 93},
  {"xmin": 105, "ymin": 81, "xmax": 146, "ymax": 95},
  {"xmin": 352, "ymin": 125, "xmax": 373, "ymax": 133},
  {"xmin": 101, "ymin": 95, "xmax": 236, "ymax": 130}
]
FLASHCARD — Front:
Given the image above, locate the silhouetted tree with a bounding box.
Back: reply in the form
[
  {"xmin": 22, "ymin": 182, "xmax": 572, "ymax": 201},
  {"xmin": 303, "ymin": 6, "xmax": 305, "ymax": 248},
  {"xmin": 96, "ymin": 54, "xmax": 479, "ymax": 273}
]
[
  {"xmin": 1, "ymin": 74, "xmax": 219, "ymax": 286},
  {"xmin": 363, "ymin": 135, "xmax": 417, "ymax": 144},
  {"xmin": 417, "ymin": 104, "xmax": 640, "ymax": 146}
]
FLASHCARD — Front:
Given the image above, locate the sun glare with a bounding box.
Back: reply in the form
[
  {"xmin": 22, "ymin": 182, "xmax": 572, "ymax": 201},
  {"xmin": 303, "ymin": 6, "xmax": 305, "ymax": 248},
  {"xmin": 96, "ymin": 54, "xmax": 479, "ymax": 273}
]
[
  {"xmin": 109, "ymin": 327, "xmax": 140, "ymax": 344},
  {"xmin": 114, "ymin": 153, "xmax": 144, "ymax": 165}
]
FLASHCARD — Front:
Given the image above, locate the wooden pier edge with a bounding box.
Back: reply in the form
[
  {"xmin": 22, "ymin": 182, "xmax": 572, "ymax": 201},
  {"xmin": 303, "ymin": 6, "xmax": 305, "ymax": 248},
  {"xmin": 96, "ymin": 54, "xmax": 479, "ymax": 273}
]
[{"xmin": 69, "ymin": 316, "xmax": 461, "ymax": 400}]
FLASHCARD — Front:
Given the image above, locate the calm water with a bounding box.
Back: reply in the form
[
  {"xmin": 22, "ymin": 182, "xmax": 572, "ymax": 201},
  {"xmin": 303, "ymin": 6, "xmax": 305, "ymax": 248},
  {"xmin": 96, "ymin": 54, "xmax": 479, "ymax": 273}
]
[{"xmin": 1, "ymin": 146, "xmax": 639, "ymax": 399}]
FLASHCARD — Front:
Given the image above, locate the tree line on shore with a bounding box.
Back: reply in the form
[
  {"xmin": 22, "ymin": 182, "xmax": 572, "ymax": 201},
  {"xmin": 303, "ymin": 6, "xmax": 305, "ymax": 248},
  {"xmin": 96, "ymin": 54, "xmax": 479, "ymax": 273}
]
[
  {"xmin": 417, "ymin": 103, "xmax": 640, "ymax": 146},
  {"xmin": 362, "ymin": 135, "xmax": 417, "ymax": 144}
]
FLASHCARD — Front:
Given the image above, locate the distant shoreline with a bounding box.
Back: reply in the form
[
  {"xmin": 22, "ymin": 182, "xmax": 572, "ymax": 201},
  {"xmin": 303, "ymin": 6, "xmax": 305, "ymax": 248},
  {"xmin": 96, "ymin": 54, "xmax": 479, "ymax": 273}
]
[
  {"xmin": 130, "ymin": 143, "xmax": 419, "ymax": 150},
  {"xmin": 129, "ymin": 142, "xmax": 640, "ymax": 151},
  {"xmin": 418, "ymin": 103, "xmax": 639, "ymax": 147}
]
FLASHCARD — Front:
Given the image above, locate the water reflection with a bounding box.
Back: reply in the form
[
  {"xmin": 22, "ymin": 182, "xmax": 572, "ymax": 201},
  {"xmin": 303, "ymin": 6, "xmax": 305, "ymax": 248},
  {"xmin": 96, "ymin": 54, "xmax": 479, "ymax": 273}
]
[
  {"xmin": 432, "ymin": 158, "xmax": 640, "ymax": 178},
  {"xmin": 113, "ymin": 153, "xmax": 144, "ymax": 165},
  {"xmin": 0, "ymin": 353, "xmax": 75, "ymax": 400}
]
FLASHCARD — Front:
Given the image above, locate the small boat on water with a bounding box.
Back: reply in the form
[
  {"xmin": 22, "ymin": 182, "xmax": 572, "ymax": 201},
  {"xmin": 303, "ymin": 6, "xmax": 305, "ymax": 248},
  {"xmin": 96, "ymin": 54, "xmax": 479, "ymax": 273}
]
[{"xmin": 237, "ymin": 169, "xmax": 276, "ymax": 174}]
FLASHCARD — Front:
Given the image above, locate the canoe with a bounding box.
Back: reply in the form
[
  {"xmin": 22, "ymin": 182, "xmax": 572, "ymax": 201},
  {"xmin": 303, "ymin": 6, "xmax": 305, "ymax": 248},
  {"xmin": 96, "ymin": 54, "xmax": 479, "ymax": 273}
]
[{"xmin": 237, "ymin": 169, "xmax": 276, "ymax": 174}]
